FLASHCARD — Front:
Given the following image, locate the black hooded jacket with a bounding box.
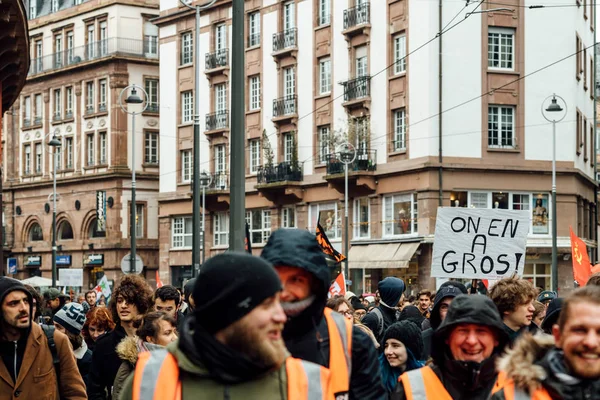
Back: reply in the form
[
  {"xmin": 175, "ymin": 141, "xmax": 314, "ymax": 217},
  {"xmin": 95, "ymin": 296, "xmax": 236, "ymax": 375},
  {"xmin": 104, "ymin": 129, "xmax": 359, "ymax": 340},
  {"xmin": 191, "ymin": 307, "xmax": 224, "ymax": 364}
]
[
  {"xmin": 262, "ymin": 229, "xmax": 386, "ymax": 400},
  {"xmin": 392, "ymin": 295, "xmax": 509, "ymax": 400},
  {"xmin": 87, "ymin": 324, "xmax": 127, "ymax": 400}
]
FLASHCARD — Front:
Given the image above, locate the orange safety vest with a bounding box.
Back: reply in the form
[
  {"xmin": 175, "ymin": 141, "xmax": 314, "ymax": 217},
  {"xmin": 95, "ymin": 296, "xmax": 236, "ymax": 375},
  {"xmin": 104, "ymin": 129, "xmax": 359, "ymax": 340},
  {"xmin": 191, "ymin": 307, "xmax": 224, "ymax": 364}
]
[
  {"xmin": 499, "ymin": 377, "xmax": 553, "ymax": 400},
  {"xmin": 322, "ymin": 307, "xmax": 353, "ymax": 398},
  {"xmin": 132, "ymin": 350, "xmax": 330, "ymax": 400},
  {"xmin": 399, "ymin": 366, "xmax": 453, "ymax": 400}
]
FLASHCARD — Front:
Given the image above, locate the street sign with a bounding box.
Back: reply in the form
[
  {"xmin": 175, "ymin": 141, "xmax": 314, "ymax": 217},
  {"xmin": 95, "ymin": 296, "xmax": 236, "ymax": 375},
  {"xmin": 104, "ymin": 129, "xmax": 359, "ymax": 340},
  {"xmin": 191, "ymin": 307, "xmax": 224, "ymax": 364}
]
[
  {"xmin": 7, "ymin": 258, "xmax": 17, "ymax": 274},
  {"xmin": 121, "ymin": 254, "xmax": 143, "ymax": 274}
]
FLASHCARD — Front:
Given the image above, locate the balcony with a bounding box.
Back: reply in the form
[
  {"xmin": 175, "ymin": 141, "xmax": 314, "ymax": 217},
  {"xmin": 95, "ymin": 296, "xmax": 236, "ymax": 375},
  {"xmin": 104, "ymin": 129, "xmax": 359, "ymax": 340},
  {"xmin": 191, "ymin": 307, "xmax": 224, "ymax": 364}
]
[
  {"xmin": 205, "ymin": 49, "xmax": 228, "ymax": 73},
  {"xmin": 199, "ymin": 172, "xmax": 230, "ymax": 211},
  {"xmin": 343, "ymin": 2, "xmax": 371, "ymax": 36},
  {"xmin": 34, "ymin": 116, "xmax": 42, "ymax": 125},
  {"xmin": 272, "ymin": 95, "xmax": 297, "ymax": 123},
  {"xmin": 23, "ymin": 118, "xmax": 30, "ymax": 127},
  {"xmin": 85, "ymin": 106, "xmax": 94, "ymax": 115},
  {"xmin": 98, "ymin": 103, "xmax": 107, "ymax": 113},
  {"xmin": 64, "ymin": 111, "xmax": 73, "ymax": 120},
  {"xmin": 272, "ymin": 28, "xmax": 297, "ymax": 58},
  {"xmin": 256, "ymin": 161, "xmax": 304, "ymax": 202},
  {"xmin": 52, "ymin": 112, "xmax": 61, "ymax": 122},
  {"xmin": 28, "ymin": 37, "xmax": 159, "ymax": 77},
  {"xmin": 325, "ymin": 149, "xmax": 377, "ymax": 193},
  {"xmin": 341, "ymin": 76, "xmax": 371, "ymax": 109},
  {"xmin": 205, "ymin": 111, "xmax": 229, "ymax": 135}
]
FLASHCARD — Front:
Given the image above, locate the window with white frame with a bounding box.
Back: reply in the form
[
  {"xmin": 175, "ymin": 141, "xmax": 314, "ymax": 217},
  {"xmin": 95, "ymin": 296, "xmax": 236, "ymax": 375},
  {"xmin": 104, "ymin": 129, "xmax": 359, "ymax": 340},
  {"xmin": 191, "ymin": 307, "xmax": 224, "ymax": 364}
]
[
  {"xmin": 356, "ymin": 46, "xmax": 368, "ymax": 77},
  {"xmin": 35, "ymin": 143, "xmax": 42, "ymax": 173},
  {"xmin": 65, "ymin": 137, "xmax": 73, "ymax": 169},
  {"xmin": 319, "ymin": 0, "xmax": 330, "ymax": 25},
  {"xmin": 281, "ymin": 207, "xmax": 296, "ymax": 228},
  {"xmin": 51, "ymin": 0, "xmax": 59, "ymax": 13},
  {"xmin": 172, "ymin": 216, "xmax": 193, "ymax": 248},
  {"xmin": 86, "ymin": 82, "xmax": 94, "ymax": 114},
  {"xmin": 181, "ymin": 32, "xmax": 193, "ymax": 65},
  {"xmin": 145, "ymin": 79, "xmax": 159, "ymax": 112},
  {"xmin": 55, "ymin": 138, "xmax": 62, "ymax": 170},
  {"xmin": 309, "ymin": 202, "xmax": 340, "ymax": 239},
  {"xmin": 181, "ymin": 91, "xmax": 193, "ymax": 123},
  {"xmin": 354, "ymin": 197, "xmax": 370, "ymax": 239},
  {"xmin": 283, "ymin": 133, "xmax": 294, "ymax": 163},
  {"xmin": 249, "ymin": 75, "xmax": 261, "ymax": 110},
  {"xmin": 283, "ymin": 1, "xmax": 295, "ymax": 30},
  {"xmin": 523, "ymin": 262, "xmax": 552, "ymax": 290},
  {"xmin": 23, "ymin": 96, "xmax": 31, "ymax": 125},
  {"xmin": 135, "ymin": 204, "xmax": 144, "ymax": 238},
  {"xmin": 87, "ymin": 134, "xmax": 95, "ymax": 166},
  {"xmin": 383, "ymin": 193, "xmax": 418, "ymax": 236},
  {"xmin": 249, "ymin": 139, "xmax": 261, "ymax": 174},
  {"xmin": 99, "ymin": 132, "xmax": 107, "ymax": 164},
  {"xmin": 319, "ymin": 58, "xmax": 332, "ymax": 95},
  {"xmin": 24, "ymin": 145, "xmax": 31, "ymax": 174},
  {"xmin": 215, "ymin": 83, "xmax": 227, "ymax": 112},
  {"xmin": 29, "ymin": 1, "xmax": 36, "ymax": 18},
  {"xmin": 394, "ymin": 34, "xmax": 406, "ymax": 74},
  {"xmin": 145, "ymin": 132, "xmax": 159, "ymax": 164},
  {"xmin": 54, "ymin": 89, "xmax": 61, "ymax": 120},
  {"xmin": 246, "ymin": 209, "xmax": 271, "ymax": 244},
  {"xmin": 214, "ymin": 212, "xmax": 229, "ymax": 246},
  {"xmin": 215, "ymin": 144, "xmax": 226, "ymax": 174},
  {"xmin": 488, "ymin": 105, "xmax": 515, "ymax": 148},
  {"xmin": 35, "ymin": 41, "xmax": 42, "ymax": 72},
  {"xmin": 283, "ymin": 67, "xmax": 295, "ymax": 97},
  {"xmin": 67, "ymin": 31, "xmax": 74, "ymax": 63},
  {"xmin": 87, "ymin": 24, "xmax": 95, "ymax": 58},
  {"xmin": 99, "ymin": 21, "xmax": 107, "ymax": 56},
  {"xmin": 318, "ymin": 125, "xmax": 330, "ymax": 164},
  {"xmin": 488, "ymin": 27, "xmax": 514, "ymax": 70},
  {"xmin": 248, "ymin": 12, "xmax": 260, "ymax": 47},
  {"xmin": 215, "ymin": 24, "xmax": 227, "ymax": 51},
  {"xmin": 99, "ymin": 79, "xmax": 107, "ymax": 111},
  {"xmin": 181, "ymin": 150, "xmax": 192, "ymax": 182},
  {"xmin": 54, "ymin": 34, "xmax": 63, "ymax": 67},
  {"xmin": 34, "ymin": 94, "xmax": 42, "ymax": 123},
  {"xmin": 65, "ymin": 87, "xmax": 73, "ymax": 117},
  {"xmin": 393, "ymin": 108, "xmax": 406, "ymax": 151}
]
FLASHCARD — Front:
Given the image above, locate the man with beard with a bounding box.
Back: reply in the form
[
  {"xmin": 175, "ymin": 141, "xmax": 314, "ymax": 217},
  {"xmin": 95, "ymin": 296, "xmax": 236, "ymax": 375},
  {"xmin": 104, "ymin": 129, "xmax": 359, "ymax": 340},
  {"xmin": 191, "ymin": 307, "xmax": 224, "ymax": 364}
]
[
  {"xmin": 120, "ymin": 252, "xmax": 330, "ymax": 399},
  {"xmin": 0, "ymin": 277, "xmax": 86, "ymax": 399},
  {"xmin": 86, "ymin": 290, "xmax": 97, "ymax": 308},
  {"xmin": 492, "ymin": 285, "xmax": 600, "ymax": 400},
  {"xmin": 262, "ymin": 229, "xmax": 386, "ymax": 400}
]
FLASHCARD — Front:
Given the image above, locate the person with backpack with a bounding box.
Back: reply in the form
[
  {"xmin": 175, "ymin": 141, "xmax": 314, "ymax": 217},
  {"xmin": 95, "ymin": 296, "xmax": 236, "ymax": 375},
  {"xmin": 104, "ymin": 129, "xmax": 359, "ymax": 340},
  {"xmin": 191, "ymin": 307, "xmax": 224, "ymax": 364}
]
[
  {"xmin": 362, "ymin": 277, "xmax": 406, "ymax": 344},
  {"xmin": 0, "ymin": 277, "xmax": 86, "ymax": 399}
]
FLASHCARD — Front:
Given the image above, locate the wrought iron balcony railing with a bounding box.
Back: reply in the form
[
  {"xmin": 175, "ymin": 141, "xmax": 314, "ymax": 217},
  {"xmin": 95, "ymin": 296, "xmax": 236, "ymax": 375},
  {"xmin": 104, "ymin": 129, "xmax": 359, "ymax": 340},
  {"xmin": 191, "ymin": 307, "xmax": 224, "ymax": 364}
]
[
  {"xmin": 28, "ymin": 37, "xmax": 159, "ymax": 77},
  {"xmin": 210, "ymin": 172, "xmax": 229, "ymax": 190},
  {"xmin": 205, "ymin": 110, "xmax": 229, "ymax": 131},
  {"xmin": 257, "ymin": 161, "xmax": 303, "ymax": 184},
  {"xmin": 205, "ymin": 48, "xmax": 228, "ymax": 70},
  {"xmin": 273, "ymin": 95, "xmax": 297, "ymax": 118},
  {"xmin": 325, "ymin": 149, "xmax": 377, "ymax": 175},
  {"xmin": 23, "ymin": 118, "xmax": 31, "ymax": 127},
  {"xmin": 343, "ymin": 2, "xmax": 370, "ymax": 30},
  {"xmin": 273, "ymin": 28, "xmax": 297, "ymax": 52},
  {"xmin": 341, "ymin": 76, "xmax": 371, "ymax": 102},
  {"xmin": 85, "ymin": 105, "xmax": 94, "ymax": 115}
]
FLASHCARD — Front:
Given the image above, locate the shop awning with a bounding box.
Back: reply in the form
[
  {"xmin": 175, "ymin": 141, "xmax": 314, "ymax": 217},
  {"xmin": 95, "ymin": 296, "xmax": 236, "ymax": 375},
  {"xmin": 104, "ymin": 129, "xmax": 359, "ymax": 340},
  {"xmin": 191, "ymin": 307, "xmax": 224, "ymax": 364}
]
[{"xmin": 348, "ymin": 242, "xmax": 420, "ymax": 269}]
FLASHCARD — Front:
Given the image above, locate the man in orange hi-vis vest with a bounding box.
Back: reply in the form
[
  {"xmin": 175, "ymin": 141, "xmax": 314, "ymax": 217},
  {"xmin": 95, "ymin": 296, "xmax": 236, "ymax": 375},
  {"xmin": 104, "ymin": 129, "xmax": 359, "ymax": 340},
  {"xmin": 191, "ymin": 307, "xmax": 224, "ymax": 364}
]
[
  {"xmin": 119, "ymin": 252, "xmax": 332, "ymax": 400},
  {"xmin": 491, "ymin": 285, "xmax": 600, "ymax": 400}
]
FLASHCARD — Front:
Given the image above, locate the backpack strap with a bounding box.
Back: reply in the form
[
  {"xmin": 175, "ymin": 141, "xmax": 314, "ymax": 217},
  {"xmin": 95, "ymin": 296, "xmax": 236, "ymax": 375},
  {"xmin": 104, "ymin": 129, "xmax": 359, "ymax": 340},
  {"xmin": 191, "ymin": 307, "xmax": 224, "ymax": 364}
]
[
  {"xmin": 371, "ymin": 308, "xmax": 385, "ymax": 339},
  {"xmin": 41, "ymin": 324, "xmax": 62, "ymax": 396}
]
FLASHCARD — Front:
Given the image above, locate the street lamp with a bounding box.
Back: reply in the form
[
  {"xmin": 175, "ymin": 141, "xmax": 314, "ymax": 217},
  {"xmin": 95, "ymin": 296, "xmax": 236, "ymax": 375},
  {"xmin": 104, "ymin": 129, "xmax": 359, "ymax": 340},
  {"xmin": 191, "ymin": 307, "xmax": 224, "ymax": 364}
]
[
  {"xmin": 179, "ymin": 0, "xmax": 216, "ymax": 277},
  {"xmin": 119, "ymin": 84, "xmax": 148, "ymax": 273},
  {"xmin": 198, "ymin": 171, "xmax": 212, "ymax": 265},
  {"xmin": 48, "ymin": 134, "xmax": 61, "ymax": 287},
  {"xmin": 541, "ymin": 94, "xmax": 567, "ymax": 292},
  {"xmin": 338, "ymin": 142, "xmax": 356, "ymax": 291}
]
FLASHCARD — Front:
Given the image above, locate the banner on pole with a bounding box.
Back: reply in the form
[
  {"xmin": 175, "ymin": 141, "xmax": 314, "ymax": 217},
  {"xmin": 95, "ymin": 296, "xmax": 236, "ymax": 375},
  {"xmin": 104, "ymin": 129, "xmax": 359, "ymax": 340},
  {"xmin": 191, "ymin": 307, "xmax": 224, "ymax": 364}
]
[
  {"xmin": 96, "ymin": 191, "xmax": 107, "ymax": 233},
  {"xmin": 328, "ymin": 273, "xmax": 346, "ymax": 298},
  {"xmin": 570, "ymin": 227, "xmax": 592, "ymax": 286},
  {"xmin": 431, "ymin": 207, "xmax": 529, "ymax": 280}
]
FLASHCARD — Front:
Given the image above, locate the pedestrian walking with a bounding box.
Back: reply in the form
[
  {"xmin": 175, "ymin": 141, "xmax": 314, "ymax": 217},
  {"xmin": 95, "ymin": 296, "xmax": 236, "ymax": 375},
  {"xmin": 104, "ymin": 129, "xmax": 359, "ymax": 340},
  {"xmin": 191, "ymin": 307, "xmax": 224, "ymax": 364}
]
[
  {"xmin": 82, "ymin": 307, "xmax": 115, "ymax": 351},
  {"xmin": 152, "ymin": 285, "xmax": 185, "ymax": 333},
  {"xmin": 362, "ymin": 277, "xmax": 406, "ymax": 344},
  {"xmin": 417, "ymin": 290, "xmax": 432, "ymax": 319}
]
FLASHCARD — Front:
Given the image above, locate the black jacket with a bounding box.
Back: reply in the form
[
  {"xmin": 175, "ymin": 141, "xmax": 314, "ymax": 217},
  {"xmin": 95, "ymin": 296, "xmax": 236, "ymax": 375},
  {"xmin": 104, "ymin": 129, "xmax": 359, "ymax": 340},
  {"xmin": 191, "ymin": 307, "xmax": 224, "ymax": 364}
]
[
  {"xmin": 261, "ymin": 229, "xmax": 386, "ymax": 400},
  {"xmin": 362, "ymin": 304, "xmax": 398, "ymax": 344},
  {"xmin": 87, "ymin": 324, "xmax": 127, "ymax": 400}
]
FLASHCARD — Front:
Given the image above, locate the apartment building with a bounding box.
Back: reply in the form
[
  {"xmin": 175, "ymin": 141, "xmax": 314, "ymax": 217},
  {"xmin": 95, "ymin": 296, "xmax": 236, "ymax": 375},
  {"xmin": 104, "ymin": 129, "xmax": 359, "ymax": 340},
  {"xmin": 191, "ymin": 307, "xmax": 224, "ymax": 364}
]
[
  {"xmin": 2, "ymin": 0, "xmax": 160, "ymax": 290},
  {"xmin": 156, "ymin": 0, "xmax": 596, "ymax": 292}
]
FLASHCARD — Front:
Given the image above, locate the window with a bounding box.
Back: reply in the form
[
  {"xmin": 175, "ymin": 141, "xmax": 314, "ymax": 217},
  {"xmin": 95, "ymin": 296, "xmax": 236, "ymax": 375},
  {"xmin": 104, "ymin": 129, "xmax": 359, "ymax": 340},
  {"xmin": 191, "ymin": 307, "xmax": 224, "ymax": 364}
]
[
  {"xmin": 249, "ymin": 139, "xmax": 261, "ymax": 174},
  {"xmin": 309, "ymin": 202, "xmax": 340, "ymax": 239},
  {"xmin": 99, "ymin": 132, "xmax": 107, "ymax": 164},
  {"xmin": 181, "ymin": 32, "xmax": 193, "ymax": 65},
  {"xmin": 29, "ymin": 1, "xmax": 36, "ymax": 18},
  {"xmin": 248, "ymin": 11, "xmax": 261, "ymax": 47},
  {"xmin": 383, "ymin": 193, "xmax": 418, "ymax": 236},
  {"xmin": 394, "ymin": 34, "xmax": 406, "ymax": 74},
  {"xmin": 145, "ymin": 132, "xmax": 159, "ymax": 164},
  {"xmin": 35, "ymin": 40, "xmax": 43, "ymax": 72},
  {"xmin": 283, "ymin": 1, "xmax": 295, "ymax": 30},
  {"xmin": 318, "ymin": 125, "xmax": 330, "ymax": 164},
  {"xmin": 356, "ymin": 46, "xmax": 368, "ymax": 77},
  {"xmin": 215, "ymin": 84, "xmax": 227, "ymax": 112},
  {"xmin": 215, "ymin": 24, "xmax": 227, "ymax": 51},
  {"xmin": 54, "ymin": 89, "xmax": 61, "ymax": 120},
  {"xmin": 65, "ymin": 87, "xmax": 73, "ymax": 118},
  {"xmin": 283, "ymin": 66, "xmax": 295, "ymax": 97},
  {"xmin": 51, "ymin": 0, "xmax": 59, "ymax": 13},
  {"xmin": 65, "ymin": 137, "xmax": 73, "ymax": 169},
  {"xmin": 319, "ymin": 0, "xmax": 330, "ymax": 25},
  {"xmin": 55, "ymin": 137, "xmax": 62, "ymax": 170},
  {"xmin": 99, "ymin": 21, "xmax": 108, "ymax": 56},
  {"xmin": 29, "ymin": 223, "xmax": 43, "ymax": 241},
  {"xmin": 135, "ymin": 204, "xmax": 144, "ymax": 238},
  {"xmin": 488, "ymin": 27, "xmax": 514, "ymax": 70},
  {"xmin": 181, "ymin": 91, "xmax": 193, "ymax": 123},
  {"xmin": 66, "ymin": 31, "xmax": 74, "ymax": 64},
  {"xmin": 23, "ymin": 96, "xmax": 31, "ymax": 125},
  {"xmin": 393, "ymin": 108, "xmax": 406, "ymax": 151},
  {"xmin": 282, "ymin": 207, "xmax": 296, "ymax": 228},
  {"xmin": 35, "ymin": 143, "xmax": 42, "ymax": 173},
  {"xmin": 143, "ymin": 20, "xmax": 159, "ymax": 55},
  {"xmin": 215, "ymin": 144, "xmax": 226, "ymax": 174},
  {"xmin": 58, "ymin": 221, "xmax": 74, "ymax": 240},
  {"xmin": 99, "ymin": 79, "xmax": 107, "ymax": 111},
  {"xmin": 54, "ymin": 34, "xmax": 63, "ymax": 67},
  {"xmin": 181, "ymin": 150, "xmax": 192, "ymax": 182},
  {"xmin": 523, "ymin": 263, "xmax": 551, "ymax": 290},
  {"xmin": 89, "ymin": 218, "xmax": 106, "ymax": 238},
  {"xmin": 34, "ymin": 94, "xmax": 42, "ymax": 124},
  {"xmin": 87, "ymin": 134, "xmax": 95, "ymax": 166},
  {"xmin": 354, "ymin": 197, "xmax": 370, "ymax": 238},
  {"xmin": 319, "ymin": 58, "xmax": 332, "ymax": 94},
  {"xmin": 249, "ymin": 75, "xmax": 261, "ymax": 110},
  {"xmin": 145, "ymin": 79, "xmax": 159, "ymax": 112},
  {"xmin": 87, "ymin": 24, "xmax": 95, "ymax": 58},
  {"xmin": 172, "ymin": 216, "xmax": 193, "ymax": 248},
  {"xmin": 214, "ymin": 212, "xmax": 229, "ymax": 246},
  {"xmin": 488, "ymin": 105, "xmax": 515, "ymax": 148},
  {"xmin": 246, "ymin": 209, "xmax": 271, "ymax": 244},
  {"xmin": 86, "ymin": 82, "xmax": 94, "ymax": 114},
  {"xmin": 283, "ymin": 132, "xmax": 294, "ymax": 163},
  {"xmin": 24, "ymin": 144, "xmax": 31, "ymax": 174}
]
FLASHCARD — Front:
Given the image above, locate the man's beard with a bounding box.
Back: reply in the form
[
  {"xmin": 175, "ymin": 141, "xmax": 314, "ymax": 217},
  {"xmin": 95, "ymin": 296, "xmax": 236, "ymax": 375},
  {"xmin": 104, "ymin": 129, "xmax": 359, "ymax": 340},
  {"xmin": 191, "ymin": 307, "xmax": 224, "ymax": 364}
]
[
  {"xmin": 280, "ymin": 295, "xmax": 316, "ymax": 317},
  {"xmin": 222, "ymin": 319, "xmax": 287, "ymax": 370}
]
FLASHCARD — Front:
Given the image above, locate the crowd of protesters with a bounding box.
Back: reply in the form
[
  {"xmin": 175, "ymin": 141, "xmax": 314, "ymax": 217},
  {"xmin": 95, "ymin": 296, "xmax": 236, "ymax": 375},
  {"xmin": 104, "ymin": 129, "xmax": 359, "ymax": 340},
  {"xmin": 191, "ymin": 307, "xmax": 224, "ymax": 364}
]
[{"xmin": 0, "ymin": 229, "xmax": 599, "ymax": 399}]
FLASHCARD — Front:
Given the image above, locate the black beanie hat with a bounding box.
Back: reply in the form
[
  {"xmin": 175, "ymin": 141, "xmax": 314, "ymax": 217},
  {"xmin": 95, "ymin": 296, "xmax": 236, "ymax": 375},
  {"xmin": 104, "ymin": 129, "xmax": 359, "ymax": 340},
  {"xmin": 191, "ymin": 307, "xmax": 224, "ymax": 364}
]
[
  {"xmin": 193, "ymin": 252, "xmax": 282, "ymax": 334},
  {"xmin": 382, "ymin": 321, "xmax": 424, "ymax": 360}
]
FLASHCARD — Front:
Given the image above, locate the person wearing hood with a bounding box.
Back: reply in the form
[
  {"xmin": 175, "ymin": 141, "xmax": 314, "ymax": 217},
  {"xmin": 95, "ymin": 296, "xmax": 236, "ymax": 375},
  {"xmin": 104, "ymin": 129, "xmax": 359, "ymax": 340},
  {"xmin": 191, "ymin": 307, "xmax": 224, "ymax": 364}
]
[
  {"xmin": 0, "ymin": 277, "xmax": 86, "ymax": 400},
  {"xmin": 492, "ymin": 285, "xmax": 600, "ymax": 400},
  {"xmin": 362, "ymin": 277, "xmax": 406, "ymax": 344},
  {"xmin": 392, "ymin": 294, "xmax": 509, "ymax": 400},
  {"xmin": 541, "ymin": 297, "xmax": 564, "ymax": 335},
  {"xmin": 261, "ymin": 228, "xmax": 386, "ymax": 400}
]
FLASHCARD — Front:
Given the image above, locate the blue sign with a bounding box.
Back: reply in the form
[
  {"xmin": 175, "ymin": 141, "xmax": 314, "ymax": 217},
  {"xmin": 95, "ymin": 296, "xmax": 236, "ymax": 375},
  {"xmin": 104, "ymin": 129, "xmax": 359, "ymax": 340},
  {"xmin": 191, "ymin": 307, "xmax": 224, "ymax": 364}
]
[
  {"xmin": 56, "ymin": 255, "xmax": 72, "ymax": 266},
  {"xmin": 7, "ymin": 258, "xmax": 17, "ymax": 274}
]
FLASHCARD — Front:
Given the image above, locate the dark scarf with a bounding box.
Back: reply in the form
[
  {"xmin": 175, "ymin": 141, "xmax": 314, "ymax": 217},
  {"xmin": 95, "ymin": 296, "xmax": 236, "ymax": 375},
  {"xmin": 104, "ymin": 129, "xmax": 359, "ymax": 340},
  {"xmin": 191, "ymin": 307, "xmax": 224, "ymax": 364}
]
[
  {"xmin": 439, "ymin": 350, "xmax": 499, "ymax": 399},
  {"xmin": 179, "ymin": 315, "xmax": 277, "ymax": 384}
]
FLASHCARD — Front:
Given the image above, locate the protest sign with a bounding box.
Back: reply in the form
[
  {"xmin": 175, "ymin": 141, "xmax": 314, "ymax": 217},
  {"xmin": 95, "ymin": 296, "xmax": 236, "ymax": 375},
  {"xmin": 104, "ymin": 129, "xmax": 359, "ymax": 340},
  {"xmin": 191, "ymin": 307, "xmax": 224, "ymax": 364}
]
[
  {"xmin": 59, "ymin": 268, "xmax": 83, "ymax": 287},
  {"xmin": 431, "ymin": 207, "xmax": 529, "ymax": 280}
]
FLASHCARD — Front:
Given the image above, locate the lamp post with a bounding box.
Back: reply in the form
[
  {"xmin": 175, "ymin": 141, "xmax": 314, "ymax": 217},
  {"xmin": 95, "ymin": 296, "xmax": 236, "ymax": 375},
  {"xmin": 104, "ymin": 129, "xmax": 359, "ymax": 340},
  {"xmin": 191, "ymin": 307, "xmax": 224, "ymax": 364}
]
[
  {"xmin": 541, "ymin": 94, "xmax": 567, "ymax": 292},
  {"xmin": 198, "ymin": 171, "xmax": 212, "ymax": 265},
  {"xmin": 179, "ymin": 0, "xmax": 216, "ymax": 277},
  {"xmin": 338, "ymin": 142, "xmax": 356, "ymax": 291},
  {"xmin": 119, "ymin": 84, "xmax": 148, "ymax": 273},
  {"xmin": 48, "ymin": 134, "xmax": 61, "ymax": 287}
]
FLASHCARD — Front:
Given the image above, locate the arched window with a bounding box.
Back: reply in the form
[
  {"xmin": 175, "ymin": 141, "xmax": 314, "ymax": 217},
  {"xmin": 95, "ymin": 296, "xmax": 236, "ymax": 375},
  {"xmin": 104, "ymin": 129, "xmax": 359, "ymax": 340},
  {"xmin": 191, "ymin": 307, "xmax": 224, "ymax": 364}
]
[
  {"xmin": 29, "ymin": 223, "xmax": 43, "ymax": 241},
  {"xmin": 88, "ymin": 218, "xmax": 106, "ymax": 238},
  {"xmin": 58, "ymin": 221, "xmax": 74, "ymax": 240}
]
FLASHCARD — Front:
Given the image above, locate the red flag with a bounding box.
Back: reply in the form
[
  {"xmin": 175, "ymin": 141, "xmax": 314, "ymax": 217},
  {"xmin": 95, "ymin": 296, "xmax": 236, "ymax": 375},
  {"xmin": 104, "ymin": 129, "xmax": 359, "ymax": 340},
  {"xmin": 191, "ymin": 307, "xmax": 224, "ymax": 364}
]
[
  {"xmin": 328, "ymin": 273, "xmax": 346, "ymax": 298},
  {"xmin": 592, "ymin": 264, "xmax": 600, "ymax": 274},
  {"xmin": 156, "ymin": 270, "xmax": 164, "ymax": 288},
  {"xmin": 570, "ymin": 227, "xmax": 592, "ymax": 286}
]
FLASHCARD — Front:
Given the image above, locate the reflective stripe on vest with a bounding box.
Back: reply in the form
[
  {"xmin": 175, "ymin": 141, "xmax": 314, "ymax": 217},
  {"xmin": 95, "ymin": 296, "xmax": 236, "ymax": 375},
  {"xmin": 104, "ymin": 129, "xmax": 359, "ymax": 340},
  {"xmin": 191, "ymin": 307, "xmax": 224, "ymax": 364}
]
[
  {"xmin": 287, "ymin": 357, "xmax": 330, "ymax": 400},
  {"xmin": 502, "ymin": 378, "xmax": 553, "ymax": 400},
  {"xmin": 399, "ymin": 366, "xmax": 452, "ymax": 400},
  {"xmin": 132, "ymin": 349, "xmax": 180, "ymax": 400},
  {"xmin": 323, "ymin": 307, "xmax": 352, "ymax": 396}
]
